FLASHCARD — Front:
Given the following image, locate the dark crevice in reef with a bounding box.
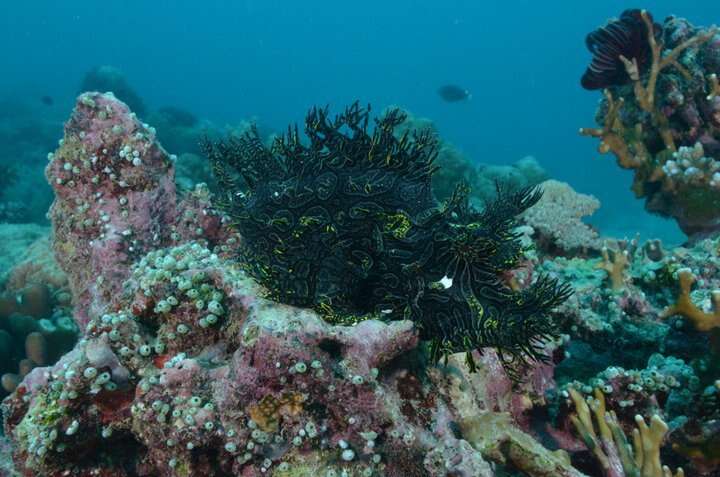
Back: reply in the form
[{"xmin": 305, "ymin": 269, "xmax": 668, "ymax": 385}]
[{"xmin": 317, "ymin": 338, "xmax": 344, "ymax": 359}]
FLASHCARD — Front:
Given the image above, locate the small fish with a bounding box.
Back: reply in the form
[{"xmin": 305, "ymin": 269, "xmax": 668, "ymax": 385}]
[
  {"xmin": 437, "ymin": 85, "xmax": 472, "ymax": 102},
  {"xmin": 40, "ymin": 95, "xmax": 54, "ymax": 106}
]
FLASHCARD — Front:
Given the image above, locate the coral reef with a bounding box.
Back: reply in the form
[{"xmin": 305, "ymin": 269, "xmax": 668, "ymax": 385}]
[
  {"xmin": 544, "ymin": 233, "xmax": 720, "ymax": 377},
  {"xmin": 535, "ymin": 229, "xmax": 720, "ymax": 476},
  {"xmin": 3, "ymin": 241, "xmax": 489, "ymax": 476},
  {"xmin": 568, "ymin": 387, "xmax": 684, "ymax": 476},
  {"xmin": 204, "ymin": 102, "xmax": 570, "ymax": 375},
  {"xmin": 523, "ymin": 180, "xmax": 603, "ymax": 254},
  {"xmin": 580, "ymin": 11, "xmax": 720, "ymax": 238},
  {"xmin": 0, "ymin": 233, "xmax": 77, "ymax": 400},
  {"xmin": 0, "ymin": 435, "xmax": 16, "ymax": 477},
  {"xmin": 0, "ymin": 93, "xmax": 592, "ymax": 477},
  {"xmin": 4, "ymin": 85, "xmax": 720, "ymax": 476},
  {"xmin": 660, "ymin": 268, "xmax": 720, "ymax": 331},
  {"xmin": 391, "ymin": 106, "xmax": 548, "ymax": 203}
]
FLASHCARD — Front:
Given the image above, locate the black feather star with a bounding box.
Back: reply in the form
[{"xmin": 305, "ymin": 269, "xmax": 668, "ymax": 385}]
[
  {"xmin": 204, "ymin": 102, "xmax": 571, "ymax": 378},
  {"xmin": 581, "ymin": 9, "xmax": 662, "ymax": 90}
]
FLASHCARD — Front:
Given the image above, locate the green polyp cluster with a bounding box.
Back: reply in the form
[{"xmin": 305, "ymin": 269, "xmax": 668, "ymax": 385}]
[
  {"xmin": 14, "ymin": 387, "xmax": 67, "ymax": 467},
  {"xmin": 204, "ymin": 102, "xmax": 571, "ymax": 376}
]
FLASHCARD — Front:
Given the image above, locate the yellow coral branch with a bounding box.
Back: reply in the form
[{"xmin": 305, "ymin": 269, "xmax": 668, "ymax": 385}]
[
  {"xmin": 582, "ymin": 16, "xmax": 718, "ymax": 173},
  {"xmin": 635, "ymin": 11, "xmax": 718, "ymax": 113},
  {"xmin": 596, "ymin": 246, "xmax": 629, "ymax": 291},
  {"xmin": 660, "ymin": 268, "xmax": 720, "ymax": 332},
  {"xmin": 569, "ymin": 388, "xmax": 611, "ymax": 471},
  {"xmin": 621, "ymin": 12, "xmax": 718, "ymax": 152},
  {"xmin": 580, "ymin": 91, "xmax": 645, "ymax": 169}
]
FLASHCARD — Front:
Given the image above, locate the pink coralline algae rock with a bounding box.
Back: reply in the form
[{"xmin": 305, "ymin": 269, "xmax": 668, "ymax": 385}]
[
  {"xmin": 2, "ymin": 94, "xmax": 585, "ymax": 477},
  {"xmin": 1, "ymin": 242, "xmax": 493, "ymax": 477},
  {"xmin": 46, "ymin": 92, "xmax": 226, "ymax": 328}
]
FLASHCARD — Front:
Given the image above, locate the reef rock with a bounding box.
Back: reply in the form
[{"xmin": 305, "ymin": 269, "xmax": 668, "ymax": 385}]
[{"xmin": 45, "ymin": 92, "xmax": 225, "ymax": 328}]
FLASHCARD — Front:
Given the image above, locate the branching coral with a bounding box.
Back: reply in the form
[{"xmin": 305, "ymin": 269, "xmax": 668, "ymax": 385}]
[
  {"xmin": 204, "ymin": 102, "xmax": 571, "ymax": 376},
  {"xmin": 580, "ymin": 10, "xmax": 720, "ymax": 237},
  {"xmin": 660, "ymin": 268, "xmax": 720, "ymax": 332},
  {"xmin": 596, "ymin": 245, "xmax": 630, "ymax": 291},
  {"xmin": 569, "ymin": 387, "xmax": 684, "ymax": 477}
]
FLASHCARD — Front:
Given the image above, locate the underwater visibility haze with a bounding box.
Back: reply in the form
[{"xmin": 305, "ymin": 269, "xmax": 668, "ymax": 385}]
[{"xmin": 1, "ymin": 1, "xmax": 720, "ymax": 476}]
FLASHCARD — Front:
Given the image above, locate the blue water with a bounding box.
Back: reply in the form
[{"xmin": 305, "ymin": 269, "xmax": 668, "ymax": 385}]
[{"xmin": 2, "ymin": 0, "xmax": 719, "ymax": 243}]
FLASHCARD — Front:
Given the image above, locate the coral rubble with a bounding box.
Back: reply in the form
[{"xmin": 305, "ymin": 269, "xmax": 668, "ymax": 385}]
[{"xmin": 581, "ymin": 10, "xmax": 720, "ymax": 238}]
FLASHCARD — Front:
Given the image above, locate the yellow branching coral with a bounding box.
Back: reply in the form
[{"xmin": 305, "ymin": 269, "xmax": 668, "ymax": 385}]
[
  {"xmin": 569, "ymin": 388, "xmax": 684, "ymax": 477},
  {"xmin": 596, "ymin": 246, "xmax": 630, "ymax": 291},
  {"xmin": 660, "ymin": 268, "xmax": 720, "ymax": 332},
  {"xmin": 579, "ymin": 91, "xmax": 647, "ymax": 170}
]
